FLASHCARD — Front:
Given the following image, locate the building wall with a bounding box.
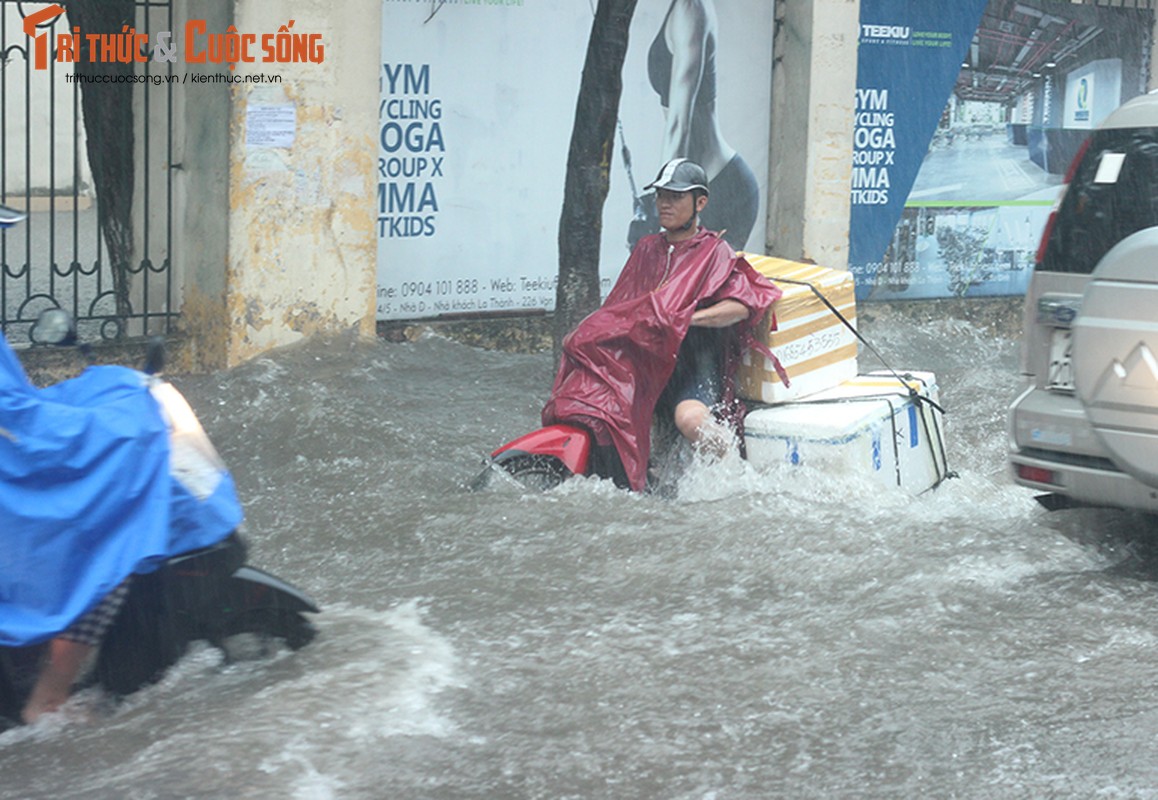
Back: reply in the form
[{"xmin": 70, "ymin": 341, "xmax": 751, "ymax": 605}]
[
  {"xmin": 226, "ymin": 0, "xmax": 379, "ymax": 364},
  {"xmin": 178, "ymin": 0, "xmax": 850, "ymax": 367},
  {"xmin": 173, "ymin": 0, "xmax": 380, "ymax": 368},
  {"xmin": 767, "ymin": 0, "xmax": 859, "ymax": 270}
]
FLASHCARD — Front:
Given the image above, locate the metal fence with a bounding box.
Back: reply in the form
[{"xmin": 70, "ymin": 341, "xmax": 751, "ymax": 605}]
[{"xmin": 0, "ymin": 0, "xmax": 175, "ymax": 344}]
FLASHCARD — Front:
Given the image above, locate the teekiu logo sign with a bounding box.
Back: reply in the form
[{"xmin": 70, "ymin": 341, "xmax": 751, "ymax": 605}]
[{"xmin": 25, "ymin": 5, "xmax": 324, "ymax": 71}]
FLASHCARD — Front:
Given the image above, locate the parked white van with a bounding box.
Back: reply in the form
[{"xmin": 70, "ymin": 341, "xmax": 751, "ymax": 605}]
[{"xmin": 1009, "ymin": 92, "xmax": 1158, "ymax": 513}]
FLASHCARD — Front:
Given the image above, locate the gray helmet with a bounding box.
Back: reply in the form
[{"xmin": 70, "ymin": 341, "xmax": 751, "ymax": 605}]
[{"xmin": 643, "ymin": 158, "xmax": 709, "ymax": 195}]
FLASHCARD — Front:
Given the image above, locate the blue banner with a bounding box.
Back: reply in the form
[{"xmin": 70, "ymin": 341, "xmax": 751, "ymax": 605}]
[
  {"xmin": 849, "ymin": 0, "xmax": 1155, "ymax": 301},
  {"xmin": 848, "ymin": 0, "xmax": 989, "ymax": 298}
]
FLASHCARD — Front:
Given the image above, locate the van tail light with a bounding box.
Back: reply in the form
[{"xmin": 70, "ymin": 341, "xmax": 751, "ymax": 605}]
[
  {"xmin": 1017, "ymin": 463, "xmax": 1058, "ymax": 485},
  {"xmin": 1035, "ymin": 211, "xmax": 1059, "ymax": 266},
  {"xmin": 1034, "ymin": 137, "xmax": 1093, "ymax": 266},
  {"xmin": 1062, "ymin": 137, "xmax": 1092, "ymax": 184}
]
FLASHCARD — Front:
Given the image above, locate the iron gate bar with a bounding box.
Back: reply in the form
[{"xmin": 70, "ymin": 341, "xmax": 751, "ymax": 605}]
[{"xmin": 0, "ymin": 0, "xmax": 176, "ymax": 344}]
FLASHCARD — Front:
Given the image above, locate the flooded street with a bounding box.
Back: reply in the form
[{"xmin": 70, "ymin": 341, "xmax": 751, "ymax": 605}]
[{"xmin": 6, "ymin": 304, "xmax": 1158, "ymax": 799}]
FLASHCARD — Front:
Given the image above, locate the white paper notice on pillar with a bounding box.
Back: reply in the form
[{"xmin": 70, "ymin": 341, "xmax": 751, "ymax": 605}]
[
  {"xmin": 247, "ymin": 103, "xmax": 296, "ymax": 149},
  {"xmin": 376, "ymin": 0, "xmax": 774, "ymax": 322}
]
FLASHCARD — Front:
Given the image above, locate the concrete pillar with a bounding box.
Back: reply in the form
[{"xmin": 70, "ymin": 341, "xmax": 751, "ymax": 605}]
[
  {"xmin": 766, "ymin": 0, "xmax": 859, "ymax": 270},
  {"xmin": 224, "ymin": 0, "xmax": 380, "ymax": 365},
  {"xmin": 169, "ymin": 0, "xmax": 233, "ymax": 369},
  {"xmin": 173, "ymin": 0, "xmax": 380, "ymax": 369},
  {"xmin": 1151, "ymin": 13, "xmax": 1158, "ymax": 93}
]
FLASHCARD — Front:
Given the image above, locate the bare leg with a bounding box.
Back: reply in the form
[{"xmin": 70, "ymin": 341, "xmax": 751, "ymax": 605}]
[
  {"xmin": 673, "ymin": 399, "xmax": 732, "ymax": 459},
  {"xmin": 21, "ymin": 638, "xmax": 93, "ymax": 724}
]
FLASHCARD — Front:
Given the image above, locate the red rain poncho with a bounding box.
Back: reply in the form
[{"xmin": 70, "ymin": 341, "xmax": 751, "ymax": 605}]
[{"xmin": 542, "ymin": 228, "xmax": 782, "ymax": 491}]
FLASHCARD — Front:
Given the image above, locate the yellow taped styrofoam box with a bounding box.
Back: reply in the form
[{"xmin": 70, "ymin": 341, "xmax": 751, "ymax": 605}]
[{"xmin": 736, "ymin": 253, "xmax": 858, "ymax": 404}]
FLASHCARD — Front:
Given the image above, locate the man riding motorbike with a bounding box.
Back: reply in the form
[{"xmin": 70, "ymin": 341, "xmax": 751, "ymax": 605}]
[
  {"xmin": 541, "ymin": 158, "xmax": 783, "ymax": 491},
  {"xmin": 0, "ymin": 204, "xmax": 246, "ymax": 724}
]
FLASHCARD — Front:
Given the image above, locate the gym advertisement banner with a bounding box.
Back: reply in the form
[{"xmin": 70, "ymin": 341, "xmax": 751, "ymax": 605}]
[
  {"xmin": 851, "ymin": 0, "xmax": 1155, "ymax": 301},
  {"xmin": 377, "ymin": 0, "xmax": 774, "ymax": 321}
]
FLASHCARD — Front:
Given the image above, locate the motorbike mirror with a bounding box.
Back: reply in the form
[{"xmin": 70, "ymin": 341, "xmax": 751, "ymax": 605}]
[
  {"xmin": 144, "ymin": 335, "xmax": 165, "ymax": 375},
  {"xmin": 30, "ymin": 308, "xmax": 77, "ymax": 346}
]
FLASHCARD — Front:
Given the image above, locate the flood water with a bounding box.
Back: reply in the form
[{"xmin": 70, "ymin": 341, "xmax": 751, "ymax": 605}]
[{"xmin": 6, "ymin": 303, "xmax": 1158, "ymax": 799}]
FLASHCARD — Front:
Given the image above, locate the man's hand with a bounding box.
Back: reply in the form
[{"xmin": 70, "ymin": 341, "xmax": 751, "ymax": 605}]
[{"xmin": 690, "ymin": 299, "xmax": 749, "ymax": 328}]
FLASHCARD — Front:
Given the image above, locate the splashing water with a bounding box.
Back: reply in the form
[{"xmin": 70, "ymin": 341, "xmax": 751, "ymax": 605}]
[{"xmin": 6, "ymin": 305, "xmax": 1158, "ymax": 799}]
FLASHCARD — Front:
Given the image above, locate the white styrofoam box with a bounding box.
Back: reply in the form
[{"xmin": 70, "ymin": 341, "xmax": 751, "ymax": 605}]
[
  {"xmin": 736, "ymin": 254, "xmax": 859, "ymax": 404},
  {"xmin": 742, "ymin": 371, "xmax": 949, "ymax": 495}
]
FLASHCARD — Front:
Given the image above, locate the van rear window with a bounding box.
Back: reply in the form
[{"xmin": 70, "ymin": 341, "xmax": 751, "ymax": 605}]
[{"xmin": 1038, "ymin": 127, "xmax": 1158, "ymax": 274}]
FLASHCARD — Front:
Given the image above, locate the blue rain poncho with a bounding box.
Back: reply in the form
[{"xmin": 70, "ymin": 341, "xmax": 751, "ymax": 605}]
[{"xmin": 0, "ymin": 333, "xmax": 242, "ymax": 646}]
